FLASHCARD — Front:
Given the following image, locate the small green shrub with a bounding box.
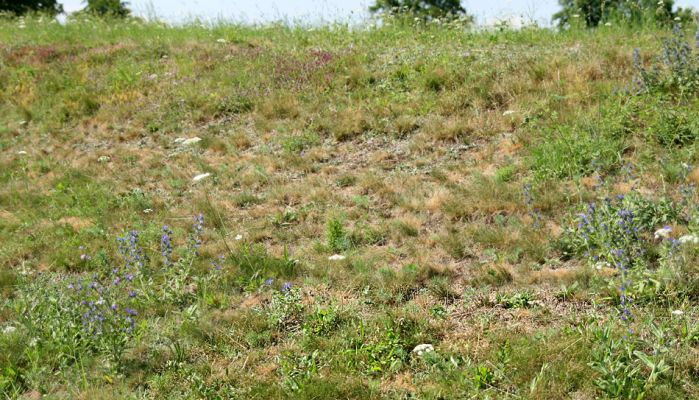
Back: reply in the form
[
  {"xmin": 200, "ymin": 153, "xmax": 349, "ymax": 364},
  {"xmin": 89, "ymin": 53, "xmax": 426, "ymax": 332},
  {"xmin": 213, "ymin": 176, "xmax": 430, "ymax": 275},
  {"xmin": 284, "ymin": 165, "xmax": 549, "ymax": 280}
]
[
  {"xmin": 327, "ymin": 217, "xmax": 350, "ymax": 252},
  {"xmin": 267, "ymin": 287, "xmax": 304, "ymax": 330},
  {"xmin": 650, "ymin": 107, "xmax": 699, "ymax": 147}
]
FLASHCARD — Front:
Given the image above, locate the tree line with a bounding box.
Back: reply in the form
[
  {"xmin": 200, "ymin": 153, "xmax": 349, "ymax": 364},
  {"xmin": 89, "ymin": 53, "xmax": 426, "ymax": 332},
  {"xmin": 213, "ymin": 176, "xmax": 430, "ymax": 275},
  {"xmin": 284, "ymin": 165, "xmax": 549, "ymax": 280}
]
[{"xmin": 1, "ymin": 0, "xmax": 697, "ymax": 27}]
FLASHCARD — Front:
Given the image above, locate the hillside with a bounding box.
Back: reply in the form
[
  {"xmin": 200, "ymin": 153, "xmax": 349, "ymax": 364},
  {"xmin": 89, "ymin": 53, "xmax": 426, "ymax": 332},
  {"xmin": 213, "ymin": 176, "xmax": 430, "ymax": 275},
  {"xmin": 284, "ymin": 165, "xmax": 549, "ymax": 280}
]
[{"xmin": 1, "ymin": 16, "xmax": 699, "ymax": 399}]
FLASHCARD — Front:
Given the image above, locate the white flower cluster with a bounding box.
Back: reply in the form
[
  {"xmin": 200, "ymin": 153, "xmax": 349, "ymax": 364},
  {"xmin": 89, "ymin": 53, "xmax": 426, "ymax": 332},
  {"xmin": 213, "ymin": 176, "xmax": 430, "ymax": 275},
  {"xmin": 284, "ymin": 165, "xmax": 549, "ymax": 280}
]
[{"xmin": 412, "ymin": 344, "xmax": 434, "ymax": 357}]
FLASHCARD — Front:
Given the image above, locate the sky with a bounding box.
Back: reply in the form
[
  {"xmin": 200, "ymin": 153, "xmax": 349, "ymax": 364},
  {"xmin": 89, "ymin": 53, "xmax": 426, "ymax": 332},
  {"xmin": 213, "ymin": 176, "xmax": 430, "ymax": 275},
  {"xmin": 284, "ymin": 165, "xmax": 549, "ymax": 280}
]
[{"xmin": 60, "ymin": 0, "xmax": 699, "ymax": 26}]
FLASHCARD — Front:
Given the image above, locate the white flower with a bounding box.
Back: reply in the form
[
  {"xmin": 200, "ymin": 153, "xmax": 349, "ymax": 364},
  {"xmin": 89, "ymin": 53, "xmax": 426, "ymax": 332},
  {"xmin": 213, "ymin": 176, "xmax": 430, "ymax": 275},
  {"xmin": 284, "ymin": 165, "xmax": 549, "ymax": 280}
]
[
  {"xmin": 192, "ymin": 173, "xmax": 211, "ymax": 182},
  {"xmin": 216, "ymin": 38, "xmax": 227, "ymax": 43},
  {"xmin": 17, "ymin": 150, "xmax": 27, "ymax": 155},
  {"xmin": 181, "ymin": 137, "xmax": 202, "ymax": 146},
  {"xmin": 502, "ymin": 110, "xmax": 516, "ymax": 116},
  {"xmin": 143, "ymin": 208, "xmax": 154, "ymax": 214},
  {"xmin": 678, "ymin": 234, "xmax": 699, "ymax": 245},
  {"xmin": 328, "ymin": 254, "xmax": 346, "ymax": 261},
  {"xmin": 594, "ymin": 261, "xmax": 610, "ymax": 270},
  {"xmin": 2, "ymin": 326, "xmax": 16, "ymax": 335},
  {"xmin": 671, "ymin": 310, "xmax": 684, "ymax": 316},
  {"xmin": 604, "ymin": 22, "xmax": 612, "ymax": 26},
  {"xmin": 235, "ymin": 234, "xmax": 243, "ymax": 241},
  {"xmin": 29, "ymin": 337, "xmax": 38, "ymax": 347},
  {"xmin": 412, "ymin": 344, "xmax": 434, "ymax": 356},
  {"xmin": 654, "ymin": 226, "xmax": 672, "ymax": 240},
  {"xmin": 97, "ymin": 155, "xmax": 111, "ymax": 163}
]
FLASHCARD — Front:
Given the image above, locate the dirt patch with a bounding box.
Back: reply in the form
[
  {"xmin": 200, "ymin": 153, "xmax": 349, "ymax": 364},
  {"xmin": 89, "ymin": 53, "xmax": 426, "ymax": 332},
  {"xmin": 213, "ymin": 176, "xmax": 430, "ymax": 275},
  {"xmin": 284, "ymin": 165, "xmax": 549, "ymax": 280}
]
[{"xmin": 58, "ymin": 216, "xmax": 94, "ymax": 231}]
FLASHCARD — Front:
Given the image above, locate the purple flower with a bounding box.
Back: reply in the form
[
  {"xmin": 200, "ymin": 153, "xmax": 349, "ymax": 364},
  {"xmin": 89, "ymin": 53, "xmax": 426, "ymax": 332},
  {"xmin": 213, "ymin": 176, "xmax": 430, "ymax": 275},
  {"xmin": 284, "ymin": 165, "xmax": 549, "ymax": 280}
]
[
  {"xmin": 125, "ymin": 308, "xmax": 138, "ymax": 316},
  {"xmin": 265, "ymin": 278, "xmax": 274, "ymax": 286},
  {"xmin": 161, "ymin": 225, "xmax": 174, "ymax": 267},
  {"xmin": 281, "ymin": 282, "xmax": 292, "ymax": 293}
]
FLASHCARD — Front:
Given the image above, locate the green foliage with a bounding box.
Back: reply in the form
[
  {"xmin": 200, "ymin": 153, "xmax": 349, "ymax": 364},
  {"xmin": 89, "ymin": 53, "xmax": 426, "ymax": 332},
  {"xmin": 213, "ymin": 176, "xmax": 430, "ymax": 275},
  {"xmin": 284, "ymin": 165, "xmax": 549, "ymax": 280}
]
[
  {"xmin": 496, "ymin": 290, "xmax": 535, "ymax": 309},
  {"xmin": 303, "ymin": 306, "xmax": 340, "ymax": 336},
  {"xmin": 532, "ymin": 125, "xmax": 622, "ymax": 180},
  {"xmin": 327, "ymin": 217, "xmax": 350, "ymax": 253},
  {"xmin": 0, "ymin": 0, "xmax": 63, "ymax": 15},
  {"xmin": 279, "ymin": 350, "xmax": 321, "ymax": 392},
  {"xmin": 557, "ymin": 192, "xmax": 679, "ymax": 265},
  {"xmin": 369, "ymin": 0, "xmax": 473, "ymax": 22},
  {"xmin": 267, "ymin": 287, "xmax": 304, "ymax": 330},
  {"xmin": 553, "ymin": 0, "xmax": 688, "ymax": 28},
  {"xmin": 357, "ymin": 327, "xmax": 408, "ymax": 374},
  {"xmin": 589, "ymin": 325, "xmax": 669, "ymax": 399},
  {"xmin": 83, "ymin": 0, "xmax": 131, "ymax": 18},
  {"xmin": 229, "ymin": 244, "xmax": 299, "ymax": 281},
  {"xmin": 634, "ymin": 27, "xmax": 699, "ymax": 100},
  {"xmin": 472, "ymin": 365, "xmax": 495, "ymax": 389}
]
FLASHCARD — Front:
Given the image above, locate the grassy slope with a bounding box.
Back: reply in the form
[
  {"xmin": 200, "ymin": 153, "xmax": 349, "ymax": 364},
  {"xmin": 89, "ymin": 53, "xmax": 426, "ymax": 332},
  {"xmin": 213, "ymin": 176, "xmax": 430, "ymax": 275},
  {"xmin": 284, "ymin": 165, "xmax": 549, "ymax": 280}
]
[{"xmin": 1, "ymin": 16, "xmax": 699, "ymax": 399}]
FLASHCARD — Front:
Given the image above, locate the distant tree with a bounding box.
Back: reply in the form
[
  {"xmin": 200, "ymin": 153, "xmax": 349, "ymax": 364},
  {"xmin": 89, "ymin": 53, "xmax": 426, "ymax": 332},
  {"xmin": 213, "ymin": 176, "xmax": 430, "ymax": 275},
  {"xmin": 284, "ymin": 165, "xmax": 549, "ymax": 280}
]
[
  {"xmin": 0, "ymin": 0, "xmax": 63, "ymax": 16},
  {"xmin": 83, "ymin": 0, "xmax": 130, "ymax": 18},
  {"xmin": 553, "ymin": 0, "xmax": 693, "ymax": 28},
  {"xmin": 369, "ymin": 0, "xmax": 473, "ymax": 22}
]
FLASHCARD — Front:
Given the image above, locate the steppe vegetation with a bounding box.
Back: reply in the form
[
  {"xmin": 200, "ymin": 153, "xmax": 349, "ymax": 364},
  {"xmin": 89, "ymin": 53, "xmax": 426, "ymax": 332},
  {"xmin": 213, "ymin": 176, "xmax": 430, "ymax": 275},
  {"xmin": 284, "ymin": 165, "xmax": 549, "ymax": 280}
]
[{"xmin": 1, "ymin": 11, "xmax": 699, "ymax": 399}]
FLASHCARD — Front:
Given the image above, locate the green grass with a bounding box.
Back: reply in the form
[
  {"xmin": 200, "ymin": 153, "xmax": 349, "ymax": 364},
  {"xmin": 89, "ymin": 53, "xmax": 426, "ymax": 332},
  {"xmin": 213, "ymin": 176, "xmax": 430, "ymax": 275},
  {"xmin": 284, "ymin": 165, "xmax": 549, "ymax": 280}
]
[{"xmin": 1, "ymin": 14, "xmax": 699, "ymax": 399}]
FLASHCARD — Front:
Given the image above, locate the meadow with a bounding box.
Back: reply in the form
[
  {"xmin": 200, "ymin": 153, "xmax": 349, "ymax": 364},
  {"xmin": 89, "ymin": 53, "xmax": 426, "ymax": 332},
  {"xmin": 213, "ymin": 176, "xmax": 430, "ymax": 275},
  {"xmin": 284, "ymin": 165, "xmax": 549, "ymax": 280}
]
[{"xmin": 1, "ymin": 14, "xmax": 699, "ymax": 399}]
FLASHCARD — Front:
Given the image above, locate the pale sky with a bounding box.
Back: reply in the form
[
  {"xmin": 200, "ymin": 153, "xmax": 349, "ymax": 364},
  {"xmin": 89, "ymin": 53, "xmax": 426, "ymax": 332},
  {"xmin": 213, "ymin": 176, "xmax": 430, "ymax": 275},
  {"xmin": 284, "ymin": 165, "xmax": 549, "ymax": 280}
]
[{"xmin": 60, "ymin": 0, "xmax": 699, "ymax": 26}]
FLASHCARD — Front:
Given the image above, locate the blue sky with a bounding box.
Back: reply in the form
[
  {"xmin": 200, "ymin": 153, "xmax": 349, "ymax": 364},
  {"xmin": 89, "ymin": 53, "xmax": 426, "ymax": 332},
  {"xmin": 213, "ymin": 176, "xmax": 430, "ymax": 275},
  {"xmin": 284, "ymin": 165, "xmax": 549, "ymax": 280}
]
[{"xmin": 61, "ymin": 0, "xmax": 699, "ymax": 26}]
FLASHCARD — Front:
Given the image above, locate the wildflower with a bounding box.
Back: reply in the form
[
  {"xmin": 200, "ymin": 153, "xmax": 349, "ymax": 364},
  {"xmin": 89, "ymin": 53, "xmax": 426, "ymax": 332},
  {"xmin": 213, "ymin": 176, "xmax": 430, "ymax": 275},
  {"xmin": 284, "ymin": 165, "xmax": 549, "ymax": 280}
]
[
  {"xmin": 654, "ymin": 226, "xmax": 672, "ymax": 239},
  {"xmin": 594, "ymin": 261, "xmax": 610, "ymax": 270},
  {"xmin": 143, "ymin": 208, "xmax": 154, "ymax": 214},
  {"xmin": 412, "ymin": 344, "xmax": 434, "ymax": 356},
  {"xmin": 2, "ymin": 326, "xmax": 17, "ymax": 335},
  {"xmin": 328, "ymin": 254, "xmax": 346, "ymax": 261},
  {"xmin": 281, "ymin": 282, "xmax": 293, "ymax": 293},
  {"xmin": 265, "ymin": 278, "xmax": 274, "ymax": 285},
  {"xmin": 161, "ymin": 225, "xmax": 174, "ymax": 267},
  {"xmin": 502, "ymin": 110, "xmax": 515, "ymax": 116},
  {"xmin": 235, "ymin": 234, "xmax": 243, "ymax": 241},
  {"xmin": 125, "ymin": 308, "xmax": 138, "ymax": 316},
  {"xmin": 216, "ymin": 38, "xmax": 227, "ymax": 43},
  {"xmin": 97, "ymin": 155, "xmax": 111, "ymax": 163},
  {"xmin": 211, "ymin": 255, "xmax": 225, "ymax": 270},
  {"xmin": 192, "ymin": 173, "xmax": 211, "ymax": 182},
  {"xmin": 672, "ymin": 309, "xmax": 684, "ymax": 316},
  {"xmin": 678, "ymin": 234, "xmax": 699, "ymax": 245},
  {"xmin": 17, "ymin": 150, "xmax": 27, "ymax": 155},
  {"xmin": 190, "ymin": 213, "xmax": 205, "ymax": 251}
]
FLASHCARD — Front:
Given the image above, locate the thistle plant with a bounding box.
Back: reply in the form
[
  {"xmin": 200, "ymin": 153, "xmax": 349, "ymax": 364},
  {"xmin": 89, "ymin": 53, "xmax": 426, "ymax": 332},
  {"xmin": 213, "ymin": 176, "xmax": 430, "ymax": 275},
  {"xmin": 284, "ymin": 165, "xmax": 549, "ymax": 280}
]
[{"xmin": 633, "ymin": 25, "xmax": 699, "ymax": 98}]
